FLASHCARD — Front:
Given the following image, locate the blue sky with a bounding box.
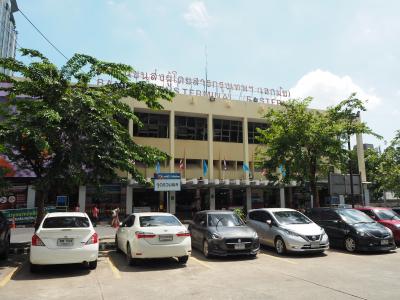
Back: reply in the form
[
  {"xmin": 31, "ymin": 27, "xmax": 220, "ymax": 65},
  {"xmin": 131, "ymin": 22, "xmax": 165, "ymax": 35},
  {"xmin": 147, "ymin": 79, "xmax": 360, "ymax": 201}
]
[{"xmin": 13, "ymin": 0, "xmax": 400, "ymax": 148}]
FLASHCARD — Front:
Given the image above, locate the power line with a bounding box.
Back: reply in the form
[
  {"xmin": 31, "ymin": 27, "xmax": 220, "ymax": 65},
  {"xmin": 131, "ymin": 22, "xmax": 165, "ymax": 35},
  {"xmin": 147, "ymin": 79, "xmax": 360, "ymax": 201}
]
[{"xmin": 18, "ymin": 8, "xmax": 68, "ymax": 60}]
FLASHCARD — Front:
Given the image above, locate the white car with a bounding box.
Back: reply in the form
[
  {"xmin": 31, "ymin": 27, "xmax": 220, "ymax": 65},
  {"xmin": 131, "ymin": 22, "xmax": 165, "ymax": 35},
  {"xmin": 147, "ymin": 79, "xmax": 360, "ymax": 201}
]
[
  {"xmin": 30, "ymin": 212, "xmax": 99, "ymax": 272},
  {"xmin": 115, "ymin": 212, "xmax": 191, "ymax": 265},
  {"xmin": 247, "ymin": 208, "xmax": 329, "ymax": 254}
]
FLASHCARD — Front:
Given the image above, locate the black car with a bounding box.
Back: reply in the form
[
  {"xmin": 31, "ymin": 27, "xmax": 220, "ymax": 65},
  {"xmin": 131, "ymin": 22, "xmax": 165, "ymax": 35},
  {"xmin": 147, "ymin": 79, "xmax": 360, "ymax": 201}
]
[
  {"xmin": 188, "ymin": 210, "xmax": 259, "ymax": 258},
  {"xmin": 0, "ymin": 211, "xmax": 10, "ymax": 259},
  {"xmin": 305, "ymin": 208, "xmax": 396, "ymax": 252}
]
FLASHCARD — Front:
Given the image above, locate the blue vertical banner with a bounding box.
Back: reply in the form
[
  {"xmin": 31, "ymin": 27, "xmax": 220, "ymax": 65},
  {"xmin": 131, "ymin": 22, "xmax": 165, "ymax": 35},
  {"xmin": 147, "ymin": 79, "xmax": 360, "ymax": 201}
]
[
  {"xmin": 279, "ymin": 164, "xmax": 286, "ymax": 177},
  {"xmin": 242, "ymin": 163, "xmax": 250, "ymax": 172},
  {"xmin": 203, "ymin": 160, "xmax": 208, "ymax": 176},
  {"xmin": 155, "ymin": 161, "xmax": 161, "ymax": 174}
]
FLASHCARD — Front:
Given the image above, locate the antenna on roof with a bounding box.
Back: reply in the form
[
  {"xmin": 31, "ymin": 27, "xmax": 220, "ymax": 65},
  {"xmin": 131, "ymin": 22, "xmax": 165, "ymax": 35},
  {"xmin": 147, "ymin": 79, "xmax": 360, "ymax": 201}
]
[{"xmin": 205, "ymin": 45, "xmax": 208, "ymax": 94}]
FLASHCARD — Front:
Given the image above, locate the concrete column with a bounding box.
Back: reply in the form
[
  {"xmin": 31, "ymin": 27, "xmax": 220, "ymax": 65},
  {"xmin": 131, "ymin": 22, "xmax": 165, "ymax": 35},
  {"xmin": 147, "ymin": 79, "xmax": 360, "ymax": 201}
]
[
  {"xmin": 126, "ymin": 185, "xmax": 133, "ymax": 215},
  {"xmin": 209, "ymin": 187, "xmax": 215, "ymax": 210},
  {"xmin": 27, "ymin": 185, "xmax": 36, "ymax": 208},
  {"xmin": 356, "ymin": 115, "xmax": 369, "ymax": 205},
  {"xmin": 169, "ymin": 110, "xmax": 175, "ymax": 172},
  {"xmin": 246, "ymin": 187, "xmax": 252, "ymax": 211},
  {"xmin": 339, "ymin": 195, "xmax": 345, "ymax": 205},
  {"xmin": 208, "ymin": 113, "xmax": 214, "ymax": 180},
  {"xmin": 78, "ymin": 186, "xmax": 86, "ymax": 212},
  {"xmin": 159, "ymin": 192, "xmax": 165, "ymax": 211},
  {"xmin": 279, "ymin": 187, "xmax": 285, "ymax": 208},
  {"xmin": 364, "ymin": 186, "xmax": 370, "ymax": 206},
  {"xmin": 169, "ymin": 191, "xmax": 176, "ymax": 214},
  {"xmin": 243, "ymin": 117, "xmax": 249, "ymax": 180}
]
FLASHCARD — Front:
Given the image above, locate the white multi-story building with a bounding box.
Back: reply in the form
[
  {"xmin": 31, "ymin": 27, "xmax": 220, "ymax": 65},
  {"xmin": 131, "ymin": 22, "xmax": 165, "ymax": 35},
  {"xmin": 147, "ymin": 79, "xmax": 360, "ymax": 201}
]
[{"xmin": 0, "ymin": 0, "xmax": 18, "ymax": 75}]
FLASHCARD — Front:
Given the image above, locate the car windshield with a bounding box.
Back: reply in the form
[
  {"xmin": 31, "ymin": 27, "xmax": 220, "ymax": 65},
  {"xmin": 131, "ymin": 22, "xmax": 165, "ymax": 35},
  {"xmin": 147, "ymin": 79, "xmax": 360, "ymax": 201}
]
[
  {"xmin": 139, "ymin": 215, "xmax": 181, "ymax": 227},
  {"xmin": 42, "ymin": 217, "xmax": 90, "ymax": 228},
  {"xmin": 374, "ymin": 209, "xmax": 400, "ymax": 221},
  {"xmin": 208, "ymin": 213, "xmax": 244, "ymax": 227},
  {"xmin": 272, "ymin": 211, "xmax": 312, "ymax": 225},
  {"xmin": 338, "ymin": 209, "xmax": 374, "ymax": 224}
]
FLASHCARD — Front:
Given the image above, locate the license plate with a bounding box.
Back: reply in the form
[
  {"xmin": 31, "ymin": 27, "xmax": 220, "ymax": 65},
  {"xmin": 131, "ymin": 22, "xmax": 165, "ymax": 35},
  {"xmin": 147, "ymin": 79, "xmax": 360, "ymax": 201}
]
[
  {"xmin": 57, "ymin": 238, "xmax": 73, "ymax": 246},
  {"xmin": 310, "ymin": 242, "xmax": 320, "ymax": 249},
  {"xmin": 381, "ymin": 240, "xmax": 389, "ymax": 245},
  {"xmin": 159, "ymin": 235, "xmax": 173, "ymax": 242},
  {"xmin": 234, "ymin": 243, "xmax": 246, "ymax": 250}
]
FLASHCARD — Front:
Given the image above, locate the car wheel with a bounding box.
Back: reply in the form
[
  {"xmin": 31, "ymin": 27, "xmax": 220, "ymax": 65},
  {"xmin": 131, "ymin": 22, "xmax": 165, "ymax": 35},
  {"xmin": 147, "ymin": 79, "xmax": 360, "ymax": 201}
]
[
  {"xmin": 275, "ymin": 237, "xmax": 286, "ymax": 255},
  {"xmin": 115, "ymin": 235, "xmax": 122, "ymax": 253},
  {"xmin": 203, "ymin": 240, "xmax": 210, "ymax": 258},
  {"xmin": 30, "ymin": 263, "xmax": 40, "ymax": 273},
  {"xmin": 178, "ymin": 255, "xmax": 189, "ymax": 264},
  {"xmin": 344, "ymin": 236, "xmax": 356, "ymax": 252},
  {"xmin": 126, "ymin": 244, "xmax": 137, "ymax": 266},
  {"xmin": 88, "ymin": 260, "xmax": 97, "ymax": 270}
]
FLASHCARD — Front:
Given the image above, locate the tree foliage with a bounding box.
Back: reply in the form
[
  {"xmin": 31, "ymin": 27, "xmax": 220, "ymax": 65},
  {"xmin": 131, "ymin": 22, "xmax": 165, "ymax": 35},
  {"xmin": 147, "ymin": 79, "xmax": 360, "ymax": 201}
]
[
  {"xmin": 0, "ymin": 48, "xmax": 174, "ymax": 222},
  {"xmin": 256, "ymin": 94, "xmax": 379, "ymax": 207},
  {"xmin": 380, "ymin": 131, "xmax": 400, "ymax": 198}
]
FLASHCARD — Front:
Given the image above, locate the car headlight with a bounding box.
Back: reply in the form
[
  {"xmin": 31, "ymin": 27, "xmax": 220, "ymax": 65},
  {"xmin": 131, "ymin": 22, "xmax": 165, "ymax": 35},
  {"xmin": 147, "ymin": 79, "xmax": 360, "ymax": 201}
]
[
  {"xmin": 386, "ymin": 228, "xmax": 393, "ymax": 236},
  {"xmin": 210, "ymin": 232, "xmax": 222, "ymax": 240},
  {"xmin": 252, "ymin": 231, "xmax": 258, "ymax": 239},
  {"xmin": 357, "ymin": 231, "xmax": 372, "ymax": 237}
]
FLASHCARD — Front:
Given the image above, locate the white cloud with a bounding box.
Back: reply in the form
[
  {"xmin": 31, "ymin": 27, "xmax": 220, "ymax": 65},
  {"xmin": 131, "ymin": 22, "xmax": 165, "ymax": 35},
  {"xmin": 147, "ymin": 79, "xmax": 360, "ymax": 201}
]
[
  {"xmin": 290, "ymin": 69, "xmax": 382, "ymax": 110},
  {"xmin": 183, "ymin": 1, "xmax": 211, "ymax": 29}
]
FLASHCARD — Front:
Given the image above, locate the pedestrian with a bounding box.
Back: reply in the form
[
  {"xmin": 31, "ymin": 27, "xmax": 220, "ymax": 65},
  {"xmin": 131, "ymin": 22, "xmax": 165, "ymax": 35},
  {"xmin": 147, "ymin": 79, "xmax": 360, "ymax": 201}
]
[
  {"xmin": 111, "ymin": 207, "xmax": 120, "ymax": 228},
  {"xmin": 74, "ymin": 204, "xmax": 80, "ymax": 212},
  {"xmin": 92, "ymin": 204, "xmax": 99, "ymax": 227}
]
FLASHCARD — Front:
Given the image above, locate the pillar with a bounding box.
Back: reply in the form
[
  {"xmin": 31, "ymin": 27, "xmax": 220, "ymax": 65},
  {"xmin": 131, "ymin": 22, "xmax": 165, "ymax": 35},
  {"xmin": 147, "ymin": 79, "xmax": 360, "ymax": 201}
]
[
  {"xmin": 339, "ymin": 195, "xmax": 345, "ymax": 205},
  {"xmin": 209, "ymin": 187, "xmax": 215, "ymax": 210},
  {"xmin": 126, "ymin": 185, "xmax": 133, "ymax": 215},
  {"xmin": 279, "ymin": 187, "xmax": 285, "ymax": 208},
  {"xmin": 356, "ymin": 115, "xmax": 369, "ymax": 205},
  {"xmin": 243, "ymin": 116, "xmax": 249, "ymax": 180},
  {"xmin": 78, "ymin": 186, "xmax": 86, "ymax": 212},
  {"xmin": 169, "ymin": 110, "xmax": 175, "ymax": 172},
  {"xmin": 246, "ymin": 187, "xmax": 251, "ymax": 211},
  {"xmin": 27, "ymin": 185, "xmax": 36, "ymax": 209},
  {"xmin": 169, "ymin": 191, "xmax": 176, "ymax": 214},
  {"xmin": 208, "ymin": 113, "xmax": 213, "ymax": 180}
]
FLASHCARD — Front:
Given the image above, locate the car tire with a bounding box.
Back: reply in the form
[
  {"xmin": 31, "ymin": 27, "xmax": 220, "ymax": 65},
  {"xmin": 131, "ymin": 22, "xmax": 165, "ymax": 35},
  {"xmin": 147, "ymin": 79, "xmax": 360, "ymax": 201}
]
[
  {"xmin": 203, "ymin": 240, "xmax": 210, "ymax": 258},
  {"xmin": 126, "ymin": 244, "xmax": 137, "ymax": 266},
  {"xmin": 275, "ymin": 237, "xmax": 286, "ymax": 255},
  {"xmin": 178, "ymin": 255, "xmax": 189, "ymax": 264},
  {"xmin": 115, "ymin": 235, "xmax": 122, "ymax": 253},
  {"xmin": 30, "ymin": 263, "xmax": 40, "ymax": 273},
  {"xmin": 344, "ymin": 236, "xmax": 357, "ymax": 252},
  {"xmin": 88, "ymin": 260, "xmax": 97, "ymax": 270}
]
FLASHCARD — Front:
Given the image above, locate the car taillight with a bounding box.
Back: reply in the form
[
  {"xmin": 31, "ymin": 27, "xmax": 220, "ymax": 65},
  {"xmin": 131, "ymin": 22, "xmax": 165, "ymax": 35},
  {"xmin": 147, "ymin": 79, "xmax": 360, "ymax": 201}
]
[
  {"xmin": 176, "ymin": 231, "xmax": 191, "ymax": 237},
  {"xmin": 32, "ymin": 234, "xmax": 45, "ymax": 246},
  {"xmin": 135, "ymin": 231, "xmax": 156, "ymax": 239},
  {"xmin": 86, "ymin": 233, "xmax": 98, "ymax": 245}
]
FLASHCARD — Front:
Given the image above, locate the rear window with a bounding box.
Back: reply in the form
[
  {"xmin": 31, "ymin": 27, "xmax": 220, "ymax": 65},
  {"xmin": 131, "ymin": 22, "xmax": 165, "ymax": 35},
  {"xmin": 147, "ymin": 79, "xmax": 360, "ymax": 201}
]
[
  {"xmin": 139, "ymin": 215, "xmax": 181, "ymax": 227},
  {"xmin": 42, "ymin": 217, "xmax": 90, "ymax": 228}
]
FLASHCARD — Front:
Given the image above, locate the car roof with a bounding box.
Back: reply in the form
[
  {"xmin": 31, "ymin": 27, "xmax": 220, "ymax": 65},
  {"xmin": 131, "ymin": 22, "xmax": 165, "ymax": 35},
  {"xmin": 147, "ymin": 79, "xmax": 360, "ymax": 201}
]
[
  {"xmin": 356, "ymin": 206, "xmax": 390, "ymax": 210},
  {"xmin": 197, "ymin": 210, "xmax": 235, "ymax": 214},
  {"xmin": 249, "ymin": 208, "xmax": 297, "ymax": 213},
  {"xmin": 45, "ymin": 212, "xmax": 88, "ymax": 218},
  {"xmin": 131, "ymin": 212, "xmax": 174, "ymax": 217}
]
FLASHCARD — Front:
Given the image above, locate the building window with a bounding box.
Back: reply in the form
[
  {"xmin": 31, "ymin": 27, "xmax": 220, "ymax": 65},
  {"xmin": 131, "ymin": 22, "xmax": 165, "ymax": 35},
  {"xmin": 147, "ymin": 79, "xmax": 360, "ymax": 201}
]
[
  {"xmin": 175, "ymin": 116, "xmax": 207, "ymax": 141},
  {"xmin": 248, "ymin": 122, "xmax": 268, "ymax": 144},
  {"xmin": 133, "ymin": 112, "xmax": 169, "ymax": 138},
  {"xmin": 213, "ymin": 119, "xmax": 243, "ymax": 143}
]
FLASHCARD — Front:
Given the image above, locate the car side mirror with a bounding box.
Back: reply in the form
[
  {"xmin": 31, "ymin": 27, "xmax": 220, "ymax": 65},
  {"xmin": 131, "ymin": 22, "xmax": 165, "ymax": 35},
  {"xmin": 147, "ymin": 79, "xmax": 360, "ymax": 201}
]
[{"xmin": 266, "ymin": 220, "xmax": 272, "ymax": 226}]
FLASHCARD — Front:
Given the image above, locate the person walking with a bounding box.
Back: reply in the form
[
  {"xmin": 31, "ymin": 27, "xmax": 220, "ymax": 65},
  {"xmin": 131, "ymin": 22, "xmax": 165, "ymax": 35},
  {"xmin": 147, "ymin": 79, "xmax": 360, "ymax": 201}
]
[
  {"xmin": 92, "ymin": 205, "xmax": 99, "ymax": 227},
  {"xmin": 74, "ymin": 204, "xmax": 80, "ymax": 212},
  {"xmin": 111, "ymin": 207, "xmax": 120, "ymax": 228}
]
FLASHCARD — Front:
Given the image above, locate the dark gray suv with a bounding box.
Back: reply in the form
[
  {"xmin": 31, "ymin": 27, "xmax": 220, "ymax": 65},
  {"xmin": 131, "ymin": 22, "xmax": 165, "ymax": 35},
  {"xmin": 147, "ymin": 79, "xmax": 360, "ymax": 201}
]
[{"xmin": 0, "ymin": 211, "xmax": 10, "ymax": 259}]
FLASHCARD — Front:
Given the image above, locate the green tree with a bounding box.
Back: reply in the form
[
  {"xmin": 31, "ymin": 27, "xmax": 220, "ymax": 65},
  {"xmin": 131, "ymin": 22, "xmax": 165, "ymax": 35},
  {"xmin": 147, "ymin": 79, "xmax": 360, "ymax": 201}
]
[
  {"xmin": 256, "ymin": 94, "xmax": 378, "ymax": 207},
  {"xmin": 0, "ymin": 49, "xmax": 174, "ymax": 224},
  {"xmin": 380, "ymin": 131, "xmax": 400, "ymax": 198}
]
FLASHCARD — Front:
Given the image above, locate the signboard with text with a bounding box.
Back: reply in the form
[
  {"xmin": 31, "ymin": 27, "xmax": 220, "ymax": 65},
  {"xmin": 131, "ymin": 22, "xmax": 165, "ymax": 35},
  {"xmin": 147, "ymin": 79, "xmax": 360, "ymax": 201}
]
[{"xmin": 154, "ymin": 173, "xmax": 181, "ymax": 192}]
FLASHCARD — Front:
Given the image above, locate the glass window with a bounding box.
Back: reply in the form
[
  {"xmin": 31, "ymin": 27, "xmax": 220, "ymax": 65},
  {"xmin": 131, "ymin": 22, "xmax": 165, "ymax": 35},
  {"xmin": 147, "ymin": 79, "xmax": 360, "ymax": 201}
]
[
  {"xmin": 139, "ymin": 215, "xmax": 182, "ymax": 227},
  {"xmin": 133, "ymin": 112, "xmax": 169, "ymax": 138},
  {"xmin": 207, "ymin": 213, "xmax": 244, "ymax": 227},
  {"xmin": 175, "ymin": 116, "xmax": 207, "ymax": 140},
  {"xmin": 272, "ymin": 211, "xmax": 312, "ymax": 225},
  {"xmin": 374, "ymin": 209, "xmax": 400, "ymax": 221},
  {"xmin": 320, "ymin": 210, "xmax": 341, "ymax": 221},
  {"xmin": 337, "ymin": 209, "xmax": 375, "ymax": 224},
  {"xmin": 42, "ymin": 217, "xmax": 90, "ymax": 228},
  {"xmin": 213, "ymin": 119, "xmax": 243, "ymax": 143},
  {"xmin": 248, "ymin": 122, "xmax": 268, "ymax": 144}
]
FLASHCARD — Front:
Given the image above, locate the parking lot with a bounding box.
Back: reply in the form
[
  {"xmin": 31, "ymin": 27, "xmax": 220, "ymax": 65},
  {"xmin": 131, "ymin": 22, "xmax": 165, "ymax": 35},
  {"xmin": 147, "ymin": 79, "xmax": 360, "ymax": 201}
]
[{"xmin": 0, "ymin": 244, "xmax": 399, "ymax": 300}]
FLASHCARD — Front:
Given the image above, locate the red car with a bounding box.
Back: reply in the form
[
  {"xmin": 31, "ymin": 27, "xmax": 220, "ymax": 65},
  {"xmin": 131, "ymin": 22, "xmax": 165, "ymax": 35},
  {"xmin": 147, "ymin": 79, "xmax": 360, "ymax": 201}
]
[{"xmin": 355, "ymin": 207, "xmax": 400, "ymax": 245}]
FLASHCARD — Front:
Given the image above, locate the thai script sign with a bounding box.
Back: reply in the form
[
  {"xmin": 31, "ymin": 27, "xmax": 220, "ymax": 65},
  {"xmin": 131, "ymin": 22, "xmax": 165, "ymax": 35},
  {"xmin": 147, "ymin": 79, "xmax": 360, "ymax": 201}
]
[
  {"xmin": 154, "ymin": 173, "xmax": 181, "ymax": 191},
  {"xmin": 95, "ymin": 70, "xmax": 290, "ymax": 105},
  {"xmin": 1, "ymin": 207, "xmax": 57, "ymax": 224}
]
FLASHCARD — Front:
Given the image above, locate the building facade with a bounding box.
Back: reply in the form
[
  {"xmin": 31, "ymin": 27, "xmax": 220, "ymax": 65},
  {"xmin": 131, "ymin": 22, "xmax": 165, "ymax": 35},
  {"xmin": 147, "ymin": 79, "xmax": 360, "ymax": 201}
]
[{"xmin": 0, "ymin": 0, "xmax": 18, "ymax": 75}]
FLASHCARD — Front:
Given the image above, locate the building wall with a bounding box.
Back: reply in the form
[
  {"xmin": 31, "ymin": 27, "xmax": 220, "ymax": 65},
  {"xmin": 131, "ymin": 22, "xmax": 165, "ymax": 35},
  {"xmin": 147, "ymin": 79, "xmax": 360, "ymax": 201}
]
[{"xmin": 0, "ymin": 0, "xmax": 18, "ymax": 75}]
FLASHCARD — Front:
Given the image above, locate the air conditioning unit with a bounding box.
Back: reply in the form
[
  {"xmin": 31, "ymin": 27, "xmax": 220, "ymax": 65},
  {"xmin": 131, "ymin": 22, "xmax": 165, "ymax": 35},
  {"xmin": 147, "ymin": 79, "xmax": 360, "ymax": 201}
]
[
  {"xmin": 181, "ymin": 178, "xmax": 186, "ymax": 184},
  {"xmin": 192, "ymin": 178, "xmax": 198, "ymax": 185},
  {"xmin": 235, "ymin": 179, "xmax": 240, "ymax": 185}
]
